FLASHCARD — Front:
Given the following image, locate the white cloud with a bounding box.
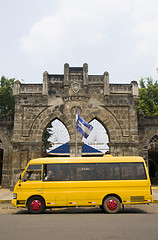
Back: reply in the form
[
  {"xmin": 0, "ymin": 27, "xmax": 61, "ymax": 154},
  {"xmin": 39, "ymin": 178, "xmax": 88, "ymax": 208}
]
[
  {"xmin": 132, "ymin": 0, "xmax": 158, "ymax": 51},
  {"xmin": 130, "ymin": 0, "xmax": 158, "ymax": 75},
  {"xmin": 19, "ymin": 0, "xmax": 130, "ymax": 62},
  {"xmin": 19, "ymin": 0, "xmax": 158, "ymax": 81},
  {"xmin": 135, "ymin": 19, "xmax": 158, "ymax": 54}
]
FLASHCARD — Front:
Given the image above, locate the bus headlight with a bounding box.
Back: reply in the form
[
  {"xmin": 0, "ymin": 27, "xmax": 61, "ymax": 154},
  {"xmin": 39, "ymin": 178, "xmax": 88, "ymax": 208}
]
[{"xmin": 13, "ymin": 193, "xmax": 17, "ymax": 199}]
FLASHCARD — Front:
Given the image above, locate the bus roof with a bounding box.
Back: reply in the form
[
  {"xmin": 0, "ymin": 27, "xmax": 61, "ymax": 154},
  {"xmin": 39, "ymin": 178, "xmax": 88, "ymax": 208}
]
[{"xmin": 28, "ymin": 156, "xmax": 145, "ymax": 164}]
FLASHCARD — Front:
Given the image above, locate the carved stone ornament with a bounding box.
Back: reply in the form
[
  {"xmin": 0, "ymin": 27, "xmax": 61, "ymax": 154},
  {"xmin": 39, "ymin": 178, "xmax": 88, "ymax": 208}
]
[{"xmin": 71, "ymin": 81, "xmax": 80, "ymax": 93}]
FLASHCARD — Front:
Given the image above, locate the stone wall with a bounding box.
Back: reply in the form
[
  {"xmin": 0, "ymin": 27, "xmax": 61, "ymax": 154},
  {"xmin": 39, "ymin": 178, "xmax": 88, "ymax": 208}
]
[
  {"xmin": 0, "ymin": 112, "xmax": 14, "ymax": 187},
  {"xmin": 138, "ymin": 113, "xmax": 158, "ymax": 166}
]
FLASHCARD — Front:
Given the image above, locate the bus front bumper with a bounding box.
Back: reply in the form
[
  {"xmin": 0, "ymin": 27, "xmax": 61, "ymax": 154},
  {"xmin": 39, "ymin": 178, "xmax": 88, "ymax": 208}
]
[{"xmin": 12, "ymin": 199, "xmax": 17, "ymax": 207}]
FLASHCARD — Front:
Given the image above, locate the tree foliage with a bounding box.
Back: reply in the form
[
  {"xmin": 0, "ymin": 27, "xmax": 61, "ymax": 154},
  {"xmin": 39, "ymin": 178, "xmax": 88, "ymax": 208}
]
[
  {"xmin": 137, "ymin": 77, "xmax": 158, "ymax": 116},
  {"xmin": 0, "ymin": 76, "xmax": 15, "ymax": 115},
  {"xmin": 0, "ymin": 75, "xmax": 52, "ymax": 151},
  {"xmin": 42, "ymin": 123, "xmax": 53, "ymax": 152}
]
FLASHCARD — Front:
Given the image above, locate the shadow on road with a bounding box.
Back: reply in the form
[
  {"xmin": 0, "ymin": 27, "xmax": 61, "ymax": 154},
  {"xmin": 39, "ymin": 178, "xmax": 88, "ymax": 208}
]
[{"xmin": 11, "ymin": 206, "xmax": 147, "ymax": 215}]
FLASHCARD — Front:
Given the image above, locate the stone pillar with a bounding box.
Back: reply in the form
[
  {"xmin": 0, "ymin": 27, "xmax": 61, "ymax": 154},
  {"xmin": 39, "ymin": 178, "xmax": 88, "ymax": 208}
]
[
  {"xmin": 69, "ymin": 142, "xmax": 83, "ymax": 157},
  {"xmin": 131, "ymin": 81, "xmax": 138, "ymax": 100},
  {"xmin": 43, "ymin": 71, "xmax": 48, "ymax": 95},
  {"xmin": 108, "ymin": 142, "xmax": 139, "ymax": 156},
  {"xmin": 64, "ymin": 63, "xmax": 69, "ymax": 86},
  {"xmin": 83, "ymin": 63, "xmax": 88, "ymax": 86},
  {"xmin": 104, "ymin": 71, "xmax": 109, "ymax": 96},
  {"xmin": 10, "ymin": 142, "xmax": 43, "ymax": 189},
  {"xmin": 10, "ymin": 144, "xmax": 22, "ymax": 189},
  {"xmin": 1, "ymin": 143, "xmax": 12, "ymax": 188},
  {"xmin": 13, "ymin": 80, "xmax": 21, "ymax": 96},
  {"xmin": 28, "ymin": 143, "xmax": 43, "ymax": 160}
]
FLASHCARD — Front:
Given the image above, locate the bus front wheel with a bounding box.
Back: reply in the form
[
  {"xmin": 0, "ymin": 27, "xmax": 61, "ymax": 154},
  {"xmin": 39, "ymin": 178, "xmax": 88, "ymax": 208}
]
[
  {"xmin": 103, "ymin": 196, "xmax": 121, "ymax": 214},
  {"xmin": 27, "ymin": 196, "xmax": 45, "ymax": 214}
]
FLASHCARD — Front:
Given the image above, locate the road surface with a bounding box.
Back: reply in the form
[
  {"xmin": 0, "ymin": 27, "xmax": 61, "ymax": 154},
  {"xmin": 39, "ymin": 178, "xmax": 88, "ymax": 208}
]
[{"xmin": 0, "ymin": 204, "xmax": 158, "ymax": 240}]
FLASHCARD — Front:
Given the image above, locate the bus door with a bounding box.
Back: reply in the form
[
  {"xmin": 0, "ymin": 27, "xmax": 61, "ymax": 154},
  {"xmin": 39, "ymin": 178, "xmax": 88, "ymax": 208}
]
[{"xmin": 17, "ymin": 164, "xmax": 44, "ymax": 203}]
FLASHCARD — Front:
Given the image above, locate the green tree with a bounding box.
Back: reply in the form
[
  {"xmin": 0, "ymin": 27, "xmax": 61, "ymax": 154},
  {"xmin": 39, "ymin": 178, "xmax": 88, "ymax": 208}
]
[
  {"xmin": 42, "ymin": 123, "xmax": 53, "ymax": 152},
  {"xmin": 0, "ymin": 76, "xmax": 15, "ymax": 115},
  {"xmin": 0, "ymin": 75, "xmax": 53, "ymax": 151},
  {"xmin": 137, "ymin": 77, "xmax": 158, "ymax": 116}
]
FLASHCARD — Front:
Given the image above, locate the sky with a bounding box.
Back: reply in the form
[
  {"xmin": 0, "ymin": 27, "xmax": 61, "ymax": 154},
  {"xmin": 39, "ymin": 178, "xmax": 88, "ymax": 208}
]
[{"xmin": 1, "ymin": 0, "xmax": 158, "ymax": 84}]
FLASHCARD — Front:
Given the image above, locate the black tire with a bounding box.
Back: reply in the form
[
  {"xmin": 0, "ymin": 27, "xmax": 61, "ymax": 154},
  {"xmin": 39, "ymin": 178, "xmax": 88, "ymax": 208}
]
[
  {"xmin": 27, "ymin": 196, "xmax": 45, "ymax": 214},
  {"xmin": 103, "ymin": 196, "xmax": 121, "ymax": 214}
]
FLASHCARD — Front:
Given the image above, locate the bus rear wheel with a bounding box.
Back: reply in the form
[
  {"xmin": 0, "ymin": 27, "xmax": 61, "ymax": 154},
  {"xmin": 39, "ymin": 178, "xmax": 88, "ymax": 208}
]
[
  {"xmin": 27, "ymin": 196, "xmax": 45, "ymax": 214},
  {"xmin": 103, "ymin": 196, "xmax": 121, "ymax": 214}
]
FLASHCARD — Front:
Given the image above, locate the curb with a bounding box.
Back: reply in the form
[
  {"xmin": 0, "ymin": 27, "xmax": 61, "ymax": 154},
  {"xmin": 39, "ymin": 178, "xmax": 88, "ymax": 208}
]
[
  {"xmin": 152, "ymin": 187, "xmax": 158, "ymax": 190},
  {"xmin": 0, "ymin": 200, "xmax": 12, "ymax": 204}
]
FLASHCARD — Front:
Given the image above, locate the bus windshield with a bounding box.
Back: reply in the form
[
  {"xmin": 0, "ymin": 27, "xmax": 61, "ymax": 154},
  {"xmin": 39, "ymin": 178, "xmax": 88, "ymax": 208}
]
[{"xmin": 22, "ymin": 164, "xmax": 42, "ymax": 181}]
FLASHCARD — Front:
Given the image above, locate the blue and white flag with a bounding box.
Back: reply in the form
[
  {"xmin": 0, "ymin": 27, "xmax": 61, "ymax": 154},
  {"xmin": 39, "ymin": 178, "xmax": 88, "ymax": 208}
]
[{"xmin": 76, "ymin": 109, "xmax": 93, "ymax": 139}]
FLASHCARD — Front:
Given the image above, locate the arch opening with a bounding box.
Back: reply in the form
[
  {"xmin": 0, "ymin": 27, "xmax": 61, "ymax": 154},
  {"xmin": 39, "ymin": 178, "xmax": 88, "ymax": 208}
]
[
  {"xmin": 82, "ymin": 119, "xmax": 109, "ymax": 155},
  {"xmin": 42, "ymin": 119, "xmax": 70, "ymax": 156},
  {"xmin": 0, "ymin": 148, "xmax": 3, "ymax": 185},
  {"xmin": 148, "ymin": 135, "xmax": 158, "ymax": 184}
]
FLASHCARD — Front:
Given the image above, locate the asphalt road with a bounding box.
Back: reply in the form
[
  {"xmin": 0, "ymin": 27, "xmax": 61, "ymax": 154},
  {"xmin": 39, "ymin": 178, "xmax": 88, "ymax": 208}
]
[{"xmin": 0, "ymin": 205, "xmax": 158, "ymax": 240}]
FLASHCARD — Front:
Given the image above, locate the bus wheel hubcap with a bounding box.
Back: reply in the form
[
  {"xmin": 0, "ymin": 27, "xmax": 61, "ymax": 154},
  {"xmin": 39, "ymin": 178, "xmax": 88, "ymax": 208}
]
[
  {"xmin": 31, "ymin": 200, "xmax": 42, "ymax": 211},
  {"xmin": 107, "ymin": 199, "xmax": 118, "ymax": 211}
]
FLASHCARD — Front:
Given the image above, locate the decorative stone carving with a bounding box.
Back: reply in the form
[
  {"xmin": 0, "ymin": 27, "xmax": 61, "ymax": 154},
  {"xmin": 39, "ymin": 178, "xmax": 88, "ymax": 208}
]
[{"xmin": 71, "ymin": 81, "xmax": 80, "ymax": 93}]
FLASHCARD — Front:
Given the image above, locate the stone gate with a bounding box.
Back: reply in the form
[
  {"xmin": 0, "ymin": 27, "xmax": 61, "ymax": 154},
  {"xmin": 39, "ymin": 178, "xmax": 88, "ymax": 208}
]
[{"xmin": 1, "ymin": 63, "xmax": 157, "ymax": 189}]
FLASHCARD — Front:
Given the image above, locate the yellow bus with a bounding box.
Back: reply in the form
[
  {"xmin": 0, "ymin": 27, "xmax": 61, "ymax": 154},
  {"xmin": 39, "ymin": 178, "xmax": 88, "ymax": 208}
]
[{"xmin": 12, "ymin": 156, "xmax": 153, "ymax": 214}]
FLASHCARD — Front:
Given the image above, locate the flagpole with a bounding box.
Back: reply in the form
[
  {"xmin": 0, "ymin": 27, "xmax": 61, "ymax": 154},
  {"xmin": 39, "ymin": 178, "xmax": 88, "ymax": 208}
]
[
  {"xmin": 75, "ymin": 124, "xmax": 77, "ymax": 157},
  {"xmin": 75, "ymin": 107, "xmax": 77, "ymax": 157},
  {"xmin": 75, "ymin": 107, "xmax": 93, "ymax": 157}
]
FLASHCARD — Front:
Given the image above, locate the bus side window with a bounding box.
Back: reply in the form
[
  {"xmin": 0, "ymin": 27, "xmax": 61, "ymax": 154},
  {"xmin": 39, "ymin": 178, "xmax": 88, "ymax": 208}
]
[
  {"xmin": 110, "ymin": 164, "xmax": 120, "ymax": 180},
  {"xmin": 120, "ymin": 163, "xmax": 135, "ymax": 180},
  {"xmin": 71, "ymin": 164, "xmax": 96, "ymax": 181},
  {"xmin": 96, "ymin": 163, "xmax": 120, "ymax": 180},
  {"xmin": 44, "ymin": 164, "xmax": 56, "ymax": 181},
  {"xmin": 44, "ymin": 164, "xmax": 70, "ymax": 181},
  {"xmin": 135, "ymin": 163, "xmax": 147, "ymax": 179}
]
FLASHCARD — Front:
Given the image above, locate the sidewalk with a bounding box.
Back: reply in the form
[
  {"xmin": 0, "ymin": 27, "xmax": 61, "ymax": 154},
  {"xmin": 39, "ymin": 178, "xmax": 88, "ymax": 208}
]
[
  {"xmin": 152, "ymin": 186, "xmax": 158, "ymax": 202},
  {"xmin": 0, "ymin": 186, "xmax": 158, "ymax": 204},
  {"xmin": 0, "ymin": 188, "xmax": 13, "ymax": 203}
]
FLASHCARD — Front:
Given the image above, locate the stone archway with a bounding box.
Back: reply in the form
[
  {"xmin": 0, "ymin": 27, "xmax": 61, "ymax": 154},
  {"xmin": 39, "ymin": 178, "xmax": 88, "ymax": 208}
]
[
  {"xmin": 9, "ymin": 63, "xmax": 139, "ymax": 187},
  {"xmin": 29, "ymin": 106, "xmax": 72, "ymax": 142},
  {"xmin": 26, "ymin": 103, "xmax": 137, "ymax": 157},
  {"xmin": 148, "ymin": 135, "xmax": 158, "ymax": 183},
  {"xmin": 139, "ymin": 125, "xmax": 158, "ymax": 169}
]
